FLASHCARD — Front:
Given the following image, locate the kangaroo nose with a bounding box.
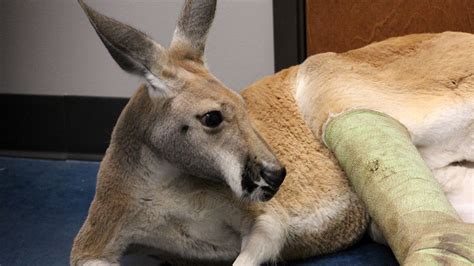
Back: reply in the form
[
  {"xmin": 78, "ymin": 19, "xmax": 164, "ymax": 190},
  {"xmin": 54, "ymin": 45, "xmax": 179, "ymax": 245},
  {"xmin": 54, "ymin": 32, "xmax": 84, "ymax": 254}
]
[{"xmin": 260, "ymin": 166, "xmax": 286, "ymax": 188}]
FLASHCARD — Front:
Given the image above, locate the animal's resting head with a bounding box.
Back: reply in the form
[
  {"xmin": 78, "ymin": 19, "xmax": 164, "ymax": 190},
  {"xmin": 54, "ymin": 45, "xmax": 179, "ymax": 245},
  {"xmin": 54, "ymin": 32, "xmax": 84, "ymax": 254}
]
[{"xmin": 79, "ymin": 0, "xmax": 286, "ymax": 202}]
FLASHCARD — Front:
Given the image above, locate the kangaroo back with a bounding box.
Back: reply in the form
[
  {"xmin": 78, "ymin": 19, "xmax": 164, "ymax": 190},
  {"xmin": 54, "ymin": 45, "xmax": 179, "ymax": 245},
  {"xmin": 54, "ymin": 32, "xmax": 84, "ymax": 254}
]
[{"xmin": 295, "ymin": 32, "xmax": 474, "ymax": 138}]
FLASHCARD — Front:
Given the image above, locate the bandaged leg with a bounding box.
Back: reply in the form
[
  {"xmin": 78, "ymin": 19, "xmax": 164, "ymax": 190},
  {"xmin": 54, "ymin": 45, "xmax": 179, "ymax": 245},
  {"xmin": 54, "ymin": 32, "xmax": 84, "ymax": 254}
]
[{"xmin": 323, "ymin": 109, "xmax": 473, "ymax": 265}]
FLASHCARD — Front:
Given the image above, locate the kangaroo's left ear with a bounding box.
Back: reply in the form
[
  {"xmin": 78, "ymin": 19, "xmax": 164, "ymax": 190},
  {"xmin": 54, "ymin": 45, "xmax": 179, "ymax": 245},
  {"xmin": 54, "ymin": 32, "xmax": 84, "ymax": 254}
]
[
  {"xmin": 78, "ymin": 0, "xmax": 170, "ymax": 96},
  {"xmin": 170, "ymin": 0, "xmax": 217, "ymax": 62}
]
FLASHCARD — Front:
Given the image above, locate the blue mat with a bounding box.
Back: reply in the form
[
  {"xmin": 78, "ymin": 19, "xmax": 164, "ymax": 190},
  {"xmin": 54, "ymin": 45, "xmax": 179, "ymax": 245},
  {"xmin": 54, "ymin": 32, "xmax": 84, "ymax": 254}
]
[{"xmin": 0, "ymin": 157, "xmax": 397, "ymax": 265}]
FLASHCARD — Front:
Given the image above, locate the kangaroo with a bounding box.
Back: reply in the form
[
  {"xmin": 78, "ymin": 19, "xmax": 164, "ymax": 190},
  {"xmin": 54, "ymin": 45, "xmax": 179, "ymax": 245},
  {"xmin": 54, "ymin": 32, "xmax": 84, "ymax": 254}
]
[
  {"xmin": 72, "ymin": 0, "xmax": 474, "ymax": 265},
  {"xmin": 71, "ymin": 0, "xmax": 367, "ymax": 265}
]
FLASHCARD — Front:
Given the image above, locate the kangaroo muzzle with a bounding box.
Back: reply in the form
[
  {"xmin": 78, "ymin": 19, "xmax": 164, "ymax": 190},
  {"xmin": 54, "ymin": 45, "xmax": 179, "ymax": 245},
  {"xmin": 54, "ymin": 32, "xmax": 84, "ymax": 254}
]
[{"xmin": 241, "ymin": 158, "xmax": 286, "ymax": 202}]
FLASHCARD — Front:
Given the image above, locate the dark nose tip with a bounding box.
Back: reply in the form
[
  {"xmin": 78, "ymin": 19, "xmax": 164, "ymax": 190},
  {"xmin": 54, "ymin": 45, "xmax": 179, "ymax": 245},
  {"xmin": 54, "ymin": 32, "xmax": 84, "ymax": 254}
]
[{"xmin": 260, "ymin": 166, "xmax": 286, "ymax": 188}]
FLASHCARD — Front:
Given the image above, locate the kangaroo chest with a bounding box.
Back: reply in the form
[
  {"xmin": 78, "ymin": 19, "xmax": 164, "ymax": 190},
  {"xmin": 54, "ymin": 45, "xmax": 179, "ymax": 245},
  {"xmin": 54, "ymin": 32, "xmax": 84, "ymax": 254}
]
[{"xmin": 125, "ymin": 179, "xmax": 244, "ymax": 260}]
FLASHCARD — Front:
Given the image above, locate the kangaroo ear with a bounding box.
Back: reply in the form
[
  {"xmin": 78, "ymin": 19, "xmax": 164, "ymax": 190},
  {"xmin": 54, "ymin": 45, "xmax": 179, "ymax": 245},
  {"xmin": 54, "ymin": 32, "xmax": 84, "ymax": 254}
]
[
  {"xmin": 78, "ymin": 0, "xmax": 169, "ymax": 96},
  {"xmin": 170, "ymin": 0, "xmax": 217, "ymax": 61}
]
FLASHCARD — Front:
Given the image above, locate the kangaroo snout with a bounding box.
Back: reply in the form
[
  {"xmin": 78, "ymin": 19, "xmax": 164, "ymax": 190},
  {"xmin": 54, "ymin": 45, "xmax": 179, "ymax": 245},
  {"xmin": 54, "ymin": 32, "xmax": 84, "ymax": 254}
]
[
  {"xmin": 258, "ymin": 164, "xmax": 286, "ymax": 201},
  {"xmin": 260, "ymin": 165, "xmax": 286, "ymax": 188},
  {"xmin": 242, "ymin": 157, "xmax": 286, "ymax": 202}
]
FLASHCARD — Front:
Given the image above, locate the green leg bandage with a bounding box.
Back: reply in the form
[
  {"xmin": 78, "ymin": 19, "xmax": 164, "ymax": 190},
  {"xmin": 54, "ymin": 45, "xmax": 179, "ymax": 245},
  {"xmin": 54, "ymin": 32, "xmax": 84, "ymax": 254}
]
[{"xmin": 323, "ymin": 109, "xmax": 473, "ymax": 265}]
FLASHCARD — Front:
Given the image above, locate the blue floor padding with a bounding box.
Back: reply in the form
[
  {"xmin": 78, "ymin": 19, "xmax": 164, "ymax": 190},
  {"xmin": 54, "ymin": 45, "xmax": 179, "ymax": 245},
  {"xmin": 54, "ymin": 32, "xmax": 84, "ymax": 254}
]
[{"xmin": 0, "ymin": 156, "xmax": 398, "ymax": 265}]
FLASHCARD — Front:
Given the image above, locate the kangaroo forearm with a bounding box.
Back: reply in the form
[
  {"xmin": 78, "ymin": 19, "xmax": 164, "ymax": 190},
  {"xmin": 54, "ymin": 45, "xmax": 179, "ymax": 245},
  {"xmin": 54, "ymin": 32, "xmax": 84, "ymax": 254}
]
[
  {"xmin": 323, "ymin": 109, "xmax": 461, "ymax": 262},
  {"xmin": 71, "ymin": 197, "xmax": 129, "ymax": 265}
]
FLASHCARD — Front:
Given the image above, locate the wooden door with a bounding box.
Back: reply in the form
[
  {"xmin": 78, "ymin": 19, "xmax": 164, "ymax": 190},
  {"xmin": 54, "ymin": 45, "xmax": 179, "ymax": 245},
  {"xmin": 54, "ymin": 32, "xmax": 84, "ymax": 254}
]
[{"xmin": 306, "ymin": 0, "xmax": 474, "ymax": 56}]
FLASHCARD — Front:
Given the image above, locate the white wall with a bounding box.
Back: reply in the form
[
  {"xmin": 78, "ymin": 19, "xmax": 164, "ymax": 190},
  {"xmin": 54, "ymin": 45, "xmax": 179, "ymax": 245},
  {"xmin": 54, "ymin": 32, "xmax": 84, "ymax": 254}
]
[{"xmin": 0, "ymin": 0, "xmax": 274, "ymax": 97}]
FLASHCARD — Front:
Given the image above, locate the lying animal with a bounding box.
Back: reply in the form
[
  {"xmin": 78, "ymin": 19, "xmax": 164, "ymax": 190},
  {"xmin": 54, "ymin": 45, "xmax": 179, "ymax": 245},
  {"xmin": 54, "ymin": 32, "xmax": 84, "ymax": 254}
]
[{"xmin": 72, "ymin": 0, "xmax": 473, "ymax": 265}]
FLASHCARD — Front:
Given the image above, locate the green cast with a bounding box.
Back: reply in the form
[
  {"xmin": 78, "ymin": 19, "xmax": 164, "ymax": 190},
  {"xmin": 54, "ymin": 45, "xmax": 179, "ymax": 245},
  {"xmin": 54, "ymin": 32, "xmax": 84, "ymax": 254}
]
[{"xmin": 323, "ymin": 109, "xmax": 473, "ymax": 265}]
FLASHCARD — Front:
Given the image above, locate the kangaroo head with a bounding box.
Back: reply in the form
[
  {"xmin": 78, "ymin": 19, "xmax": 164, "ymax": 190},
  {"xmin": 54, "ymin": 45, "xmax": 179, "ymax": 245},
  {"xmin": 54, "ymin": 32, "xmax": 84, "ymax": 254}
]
[{"xmin": 79, "ymin": 0, "xmax": 286, "ymax": 202}]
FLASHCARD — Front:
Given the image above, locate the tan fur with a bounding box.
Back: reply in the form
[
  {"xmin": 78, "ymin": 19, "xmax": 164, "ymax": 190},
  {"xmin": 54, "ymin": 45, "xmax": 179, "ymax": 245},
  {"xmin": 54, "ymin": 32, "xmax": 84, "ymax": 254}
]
[
  {"xmin": 296, "ymin": 32, "xmax": 474, "ymax": 138},
  {"xmin": 242, "ymin": 67, "xmax": 367, "ymax": 258},
  {"xmin": 71, "ymin": 88, "xmax": 151, "ymax": 264}
]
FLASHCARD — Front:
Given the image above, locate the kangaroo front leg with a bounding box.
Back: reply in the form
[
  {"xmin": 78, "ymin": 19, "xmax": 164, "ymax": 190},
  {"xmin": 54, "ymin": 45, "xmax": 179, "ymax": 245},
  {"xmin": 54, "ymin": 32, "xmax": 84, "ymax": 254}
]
[
  {"xmin": 71, "ymin": 217, "xmax": 125, "ymax": 266},
  {"xmin": 233, "ymin": 212, "xmax": 287, "ymax": 266},
  {"xmin": 71, "ymin": 196, "xmax": 129, "ymax": 266}
]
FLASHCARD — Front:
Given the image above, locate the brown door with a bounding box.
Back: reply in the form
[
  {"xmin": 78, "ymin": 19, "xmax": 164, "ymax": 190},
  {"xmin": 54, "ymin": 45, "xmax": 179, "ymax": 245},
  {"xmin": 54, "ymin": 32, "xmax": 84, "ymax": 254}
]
[{"xmin": 306, "ymin": 0, "xmax": 474, "ymax": 56}]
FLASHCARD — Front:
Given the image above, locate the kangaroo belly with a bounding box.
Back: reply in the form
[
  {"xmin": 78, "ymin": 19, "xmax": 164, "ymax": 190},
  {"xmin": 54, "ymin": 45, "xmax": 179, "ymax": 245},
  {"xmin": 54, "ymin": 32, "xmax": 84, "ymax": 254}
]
[
  {"xmin": 413, "ymin": 101, "xmax": 474, "ymax": 223},
  {"xmin": 431, "ymin": 164, "xmax": 474, "ymax": 223}
]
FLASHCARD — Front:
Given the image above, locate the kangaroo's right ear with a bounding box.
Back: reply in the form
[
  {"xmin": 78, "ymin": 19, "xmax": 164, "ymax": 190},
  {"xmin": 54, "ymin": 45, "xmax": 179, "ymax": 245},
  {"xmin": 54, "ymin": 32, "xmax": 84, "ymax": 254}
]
[{"xmin": 78, "ymin": 0, "xmax": 169, "ymax": 96}]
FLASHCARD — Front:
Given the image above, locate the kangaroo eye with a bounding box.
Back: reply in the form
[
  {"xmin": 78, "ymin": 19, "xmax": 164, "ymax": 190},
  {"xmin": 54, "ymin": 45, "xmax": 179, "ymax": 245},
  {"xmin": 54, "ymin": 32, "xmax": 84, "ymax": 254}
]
[{"xmin": 201, "ymin": 111, "xmax": 223, "ymax": 128}]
